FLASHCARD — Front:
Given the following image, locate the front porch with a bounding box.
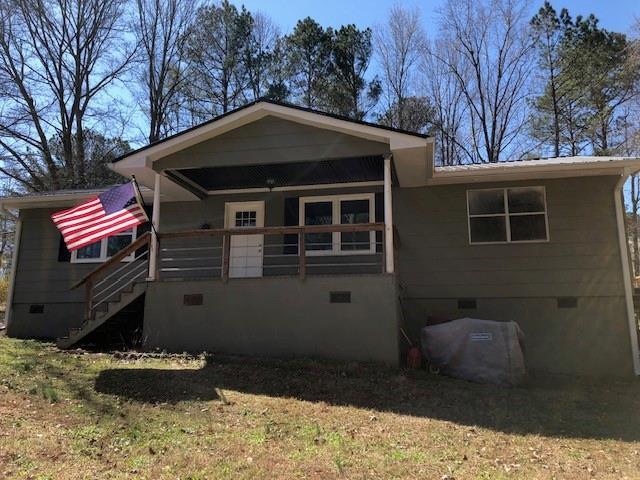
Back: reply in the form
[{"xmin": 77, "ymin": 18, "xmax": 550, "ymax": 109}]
[
  {"xmin": 60, "ymin": 155, "xmax": 399, "ymax": 360},
  {"xmin": 146, "ymin": 152, "xmax": 396, "ymax": 282}
]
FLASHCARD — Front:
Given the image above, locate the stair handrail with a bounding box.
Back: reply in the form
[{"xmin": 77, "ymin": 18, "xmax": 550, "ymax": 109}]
[{"xmin": 71, "ymin": 231, "xmax": 152, "ymax": 290}]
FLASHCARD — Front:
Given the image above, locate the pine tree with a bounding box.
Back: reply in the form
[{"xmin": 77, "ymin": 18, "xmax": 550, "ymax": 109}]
[
  {"xmin": 327, "ymin": 25, "xmax": 380, "ymax": 119},
  {"xmin": 284, "ymin": 18, "xmax": 333, "ymax": 109}
]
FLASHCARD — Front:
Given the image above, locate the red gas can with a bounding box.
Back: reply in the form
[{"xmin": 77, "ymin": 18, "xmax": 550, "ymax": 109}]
[{"xmin": 406, "ymin": 346, "xmax": 422, "ymax": 369}]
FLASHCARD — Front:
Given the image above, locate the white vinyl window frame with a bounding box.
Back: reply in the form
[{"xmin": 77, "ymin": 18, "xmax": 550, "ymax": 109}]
[
  {"xmin": 466, "ymin": 186, "xmax": 550, "ymax": 245},
  {"xmin": 299, "ymin": 193, "xmax": 376, "ymax": 256},
  {"xmin": 70, "ymin": 229, "xmax": 138, "ymax": 264}
]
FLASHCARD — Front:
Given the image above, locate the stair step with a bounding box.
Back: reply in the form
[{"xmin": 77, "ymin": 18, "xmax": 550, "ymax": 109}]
[
  {"xmin": 94, "ymin": 303, "xmax": 109, "ymax": 313},
  {"xmin": 59, "ymin": 282, "xmax": 147, "ymax": 349}
]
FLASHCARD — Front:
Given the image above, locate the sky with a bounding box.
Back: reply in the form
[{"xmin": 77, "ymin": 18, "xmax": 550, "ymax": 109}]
[
  {"xmin": 229, "ymin": 0, "xmax": 639, "ymax": 37},
  {"xmin": 120, "ymin": 0, "xmax": 639, "ymax": 147}
]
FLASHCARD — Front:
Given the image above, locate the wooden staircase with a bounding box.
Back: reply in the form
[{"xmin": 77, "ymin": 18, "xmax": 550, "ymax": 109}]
[
  {"xmin": 57, "ymin": 281, "xmax": 147, "ymax": 349},
  {"xmin": 57, "ymin": 232, "xmax": 152, "ymax": 350}
]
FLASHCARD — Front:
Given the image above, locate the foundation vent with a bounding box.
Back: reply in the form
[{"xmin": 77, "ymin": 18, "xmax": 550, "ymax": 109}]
[
  {"xmin": 457, "ymin": 299, "xmax": 477, "ymax": 310},
  {"xmin": 330, "ymin": 291, "xmax": 351, "ymax": 303},
  {"xmin": 183, "ymin": 294, "xmax": 203, "ymax": 306},
  {"xmin": 557, "ymin": 297, "xmax": 578, "ymax": 309},
  {"xmin": 29, "ymin": 304, "xmax": 44, "ymax": 314}
]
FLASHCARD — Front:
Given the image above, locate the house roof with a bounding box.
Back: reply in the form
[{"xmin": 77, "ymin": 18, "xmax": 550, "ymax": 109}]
[
  {"xmin": 110, "ymin": 99, "xmax": 434, "ymax": 197},
  {"xmin": 112, "ymin": 98, "xmax": 430, "ymax": 165},
  {"xmin": 0, "ymin": 185, "xmax": 153, "ymax": 210},
  {"xmin": 429, "ymin": 155, "xmax": 640, "ymax": 185}
]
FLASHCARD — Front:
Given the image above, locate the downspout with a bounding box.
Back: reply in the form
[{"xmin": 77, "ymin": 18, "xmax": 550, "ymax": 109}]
[
  {"xmin": 614, "ymin": 173, "xmax": 640, "ymax": 376},
  {"xmin": 3, "ymin": 208, "xmax": 22, "ymax": 332}
]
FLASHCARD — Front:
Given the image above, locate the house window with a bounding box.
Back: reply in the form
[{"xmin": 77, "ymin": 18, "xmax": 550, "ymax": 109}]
[
  {"xmin": 71, "ymin": 228, "xmax": 137, "ymax": 263},
  {"xmin": 299, "ymin": 193, "xmax": 375, "ymax": 255},
  {"xmin": 467, "ymin": 187, "xmax": 549, "ymax": 244}
]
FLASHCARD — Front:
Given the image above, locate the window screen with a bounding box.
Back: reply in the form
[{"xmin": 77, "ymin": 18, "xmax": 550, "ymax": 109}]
[
  {"xmin": 340, "ymin": 199, "xmax": 370, "ymax": 251},
  {"xmin": 304, "ymin": 201, "xmax": 333, "ymax": 251},
  {"xmin": 76, "ymin": 240, "xmax": 102, "ymax": 260},
  {"xmin": 467, "ymin": 187, "xmax": 548, "ymax": 244}
]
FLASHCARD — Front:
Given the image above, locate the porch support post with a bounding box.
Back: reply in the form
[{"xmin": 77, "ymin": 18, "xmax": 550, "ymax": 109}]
[
  {"xmin": 383, "ymin": 154, "xmax": 394, "ymax": 274},
  {"xmin": 148, "ymin": 172, "xmax": 161, "ymax": 281},
  {"xmin": 298, "ymin": 229, "xmax": 306, "ymax": 280}
]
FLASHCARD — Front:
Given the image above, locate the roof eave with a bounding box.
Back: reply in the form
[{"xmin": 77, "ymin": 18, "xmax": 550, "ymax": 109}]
[
  {"xmin": 0, "ymin": 187, "xmax": 154, "ymax": 210},
  {"xmin": 428, "ymin": 160, "xmax": 640, "ymax": 185}
]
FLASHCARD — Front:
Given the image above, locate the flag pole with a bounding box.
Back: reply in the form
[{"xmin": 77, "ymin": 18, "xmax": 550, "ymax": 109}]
[{"xmin": 131, "ymin": 175, "xmax": 159, "ymax": 238}]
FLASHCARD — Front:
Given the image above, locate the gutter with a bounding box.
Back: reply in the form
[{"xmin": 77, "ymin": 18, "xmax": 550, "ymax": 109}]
[{"xmin": 614, "ymin": 173, "xmax": 640, "ymax": 376}]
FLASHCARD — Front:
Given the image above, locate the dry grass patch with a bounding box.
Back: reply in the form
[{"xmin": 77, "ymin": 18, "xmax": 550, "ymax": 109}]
[{"xmin": 1, "ymin": 337, "xmax": 639, "ymax": 479}]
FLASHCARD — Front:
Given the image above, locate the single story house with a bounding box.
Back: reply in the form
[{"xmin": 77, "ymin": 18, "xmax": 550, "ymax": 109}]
[{"xmin": 2, "ymin": 99, "xmax": 639, "ymax": 377}]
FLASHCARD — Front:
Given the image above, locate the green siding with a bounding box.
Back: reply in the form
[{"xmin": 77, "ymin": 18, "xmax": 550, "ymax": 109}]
[
  {"xmin": 7, "ymin": 173, "xmax": 635, "ymax": 376},
  {"xmin": 154, "ymin": 116, "xmax": 390, "ymax": 171},
  {"xmin": 8, "ymin": 208, "xmax": 94, "ymax": 338},
  {"xmin": 394, "ymin": 175, "xmax": 633, "ymax": 376}
]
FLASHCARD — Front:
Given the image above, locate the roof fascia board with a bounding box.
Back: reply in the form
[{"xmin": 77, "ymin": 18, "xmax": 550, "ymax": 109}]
[
  {"xmin": 262, "ymin": 103, "xmax": 428, "ymax": 150},
  {"xmin": 0, "ymin": 189, "xmax": 154, "ymax": 210},
  {"xmin": 427, "ymin": 166, "xmax": 630, "ymax": 185}
]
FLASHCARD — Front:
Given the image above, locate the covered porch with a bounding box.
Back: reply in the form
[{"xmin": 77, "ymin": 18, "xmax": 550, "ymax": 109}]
[
  {"xmin": 75, "ymin": 154, "xmax": 396, "ymax": 346},
  {"xmin": 71, "ymin": 155, "xmax": 400, "ymax": 363},
  {"xmin": 147, "ymin": 153, "xmax": 396, "ymax": 282}
]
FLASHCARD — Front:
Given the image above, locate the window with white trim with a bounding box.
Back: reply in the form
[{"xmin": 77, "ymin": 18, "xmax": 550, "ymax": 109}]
[
  {"xmin": 71, "ymin": 228, "xmax": 137, "ymax": 263},
  {"xmin": 299, "ymin": 193, "xmax": 375, "ymax": 255},
  {"xmin": 467, "ymin": 187, "xmax": 549, "ymax": 244}
]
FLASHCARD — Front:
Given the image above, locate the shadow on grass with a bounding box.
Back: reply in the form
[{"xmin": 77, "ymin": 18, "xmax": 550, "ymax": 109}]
[{"xmin": 94, "ymin": 355, "xmax": 640, "ymax": 442}]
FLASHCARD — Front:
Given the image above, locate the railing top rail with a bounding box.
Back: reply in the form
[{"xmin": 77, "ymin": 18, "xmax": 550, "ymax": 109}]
[
  {"xmin": 158, "ymin": 222, "xmax": 385, "ymax": 240},
  {"xmin": 72, "ymin": 231, "xmax": 152, "ymax": 289}
]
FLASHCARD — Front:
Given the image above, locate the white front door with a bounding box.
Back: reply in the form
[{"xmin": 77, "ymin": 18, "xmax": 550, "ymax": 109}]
[{"xmin": 225, "ymin": 201, "xmax": 265, "ymax": 278}]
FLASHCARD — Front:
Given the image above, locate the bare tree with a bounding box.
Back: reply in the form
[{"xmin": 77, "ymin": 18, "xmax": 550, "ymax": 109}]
[
  {"xmin": 134, "ymin": 0, "xmax": 196, "ymax": 143},
  {"xmin": 421, "ymin": 38, "xmax": 469, "ymax": 165},
  {"xmin": 432, "ymin": 0, "xmax": 535, "ymax": 163},
  {"xmin": 374, "ymin": 4, "xmax": 425, "ymax": 130},
  {"xmin": 0, "ymin": 0, "xmax": 134, "ymax": 191}
]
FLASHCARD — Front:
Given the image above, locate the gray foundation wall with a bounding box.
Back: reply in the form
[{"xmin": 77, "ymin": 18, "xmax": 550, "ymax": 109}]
[
  {"xmin": 394, "ymin": 175, "xmax": 634, "ymax": 377},
  {"xmin": 142, "ymin": 275, "xmax": 400, "ymax": 365}
]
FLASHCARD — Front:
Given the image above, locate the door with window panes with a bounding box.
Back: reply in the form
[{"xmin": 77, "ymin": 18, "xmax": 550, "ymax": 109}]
[{"xmin": 225, "ymin": 201, "xmax": 265, "ymax": 278}]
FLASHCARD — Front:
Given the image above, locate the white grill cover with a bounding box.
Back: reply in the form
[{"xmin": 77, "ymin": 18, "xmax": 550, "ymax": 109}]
[{"xmin": 420, "ymin": 318, "xmax": 526, "ymax": 386}]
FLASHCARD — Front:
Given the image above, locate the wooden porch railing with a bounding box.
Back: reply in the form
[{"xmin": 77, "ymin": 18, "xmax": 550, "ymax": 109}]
[
  {"xmin": 71, "ymin": 222, "xmax": 388, "ymax": 319},
  {"xmin": 73, "ymin": 231, "xmax": 152, "ymax": 320},
  {"xmin": 158, "ymin": 222, "xmax": 386, "ymax": 281}
]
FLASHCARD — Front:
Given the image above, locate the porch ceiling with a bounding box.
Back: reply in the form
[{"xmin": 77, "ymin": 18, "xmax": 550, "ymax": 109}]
[{"xmin": 170, "ymin": 155, "xmax": 384, "ymax": 192}]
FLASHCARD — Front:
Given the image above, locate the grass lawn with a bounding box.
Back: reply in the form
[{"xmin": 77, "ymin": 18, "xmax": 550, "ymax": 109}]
[{"xmin": 1, "ymin": 338, "xmax": 639, "ymax": 479}]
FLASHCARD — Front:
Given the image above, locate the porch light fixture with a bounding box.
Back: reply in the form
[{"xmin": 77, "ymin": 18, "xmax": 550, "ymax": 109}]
[{"xmin": 265, "ymin": 178, "xmax": 276, "ymax": 190}]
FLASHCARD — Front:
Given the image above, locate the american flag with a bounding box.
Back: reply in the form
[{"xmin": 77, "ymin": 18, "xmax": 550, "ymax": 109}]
[{"xmin": 52, "ymin": 181, "xmax": 148, "ymax": 252}]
